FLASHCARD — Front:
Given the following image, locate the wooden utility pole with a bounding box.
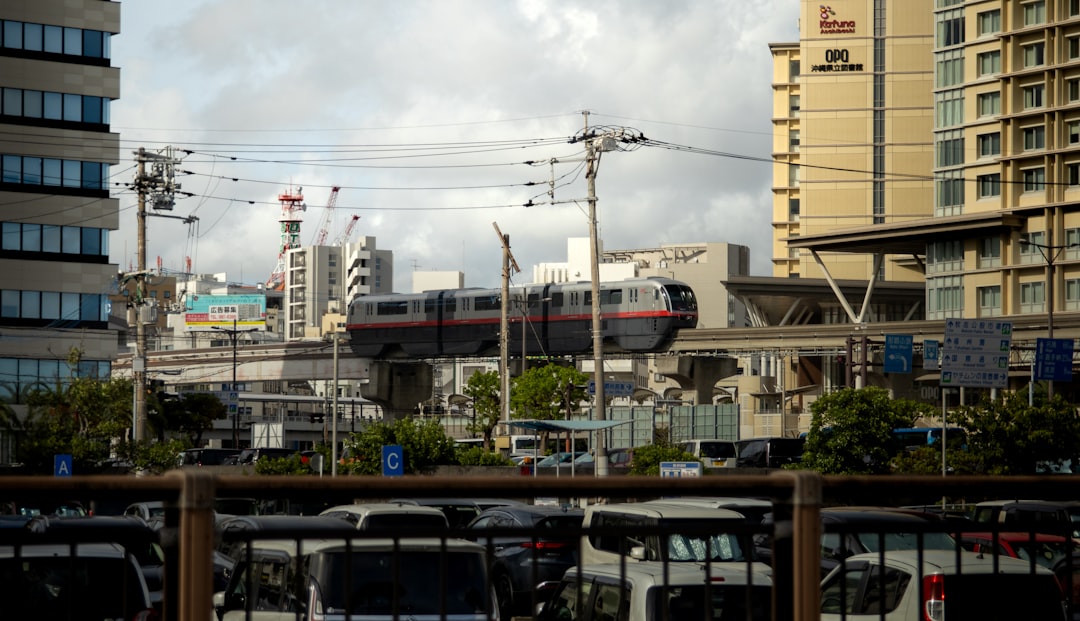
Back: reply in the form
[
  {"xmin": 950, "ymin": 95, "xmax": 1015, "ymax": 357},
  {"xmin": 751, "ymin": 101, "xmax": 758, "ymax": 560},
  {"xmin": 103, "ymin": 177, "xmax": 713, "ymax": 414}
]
[{"xmin": 493, "ymin": 223, "xmax": 520, "ymax": 432}]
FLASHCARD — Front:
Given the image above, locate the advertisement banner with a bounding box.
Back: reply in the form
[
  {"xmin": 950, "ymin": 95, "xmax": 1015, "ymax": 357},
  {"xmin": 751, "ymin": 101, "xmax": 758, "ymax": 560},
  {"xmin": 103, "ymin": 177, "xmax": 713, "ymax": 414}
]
[{"xmin": 183, "ymin": 294, "xmax": 267, "ymax": 332}]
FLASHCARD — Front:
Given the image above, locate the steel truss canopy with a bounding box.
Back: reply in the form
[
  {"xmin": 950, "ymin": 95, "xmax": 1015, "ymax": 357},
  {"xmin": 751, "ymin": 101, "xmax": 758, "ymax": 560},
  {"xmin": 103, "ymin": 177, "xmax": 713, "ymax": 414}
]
[{"xmin": 508, "ymin": 419, "xmax": 628, "ymax": 433}]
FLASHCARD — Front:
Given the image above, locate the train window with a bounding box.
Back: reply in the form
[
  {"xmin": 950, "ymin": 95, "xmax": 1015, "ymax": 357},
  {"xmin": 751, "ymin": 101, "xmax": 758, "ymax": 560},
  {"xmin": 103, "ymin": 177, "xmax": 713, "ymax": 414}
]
[
  {"xmin": 376, "ymin": 301, "xmax": 408, "ymax": 315},
  {"xmin": 424, "ymin": 299, "xmax": 436, "ymax": 313},
  {"xmin": 444, "ymin": 297, "xmax": 456, "ymax": 313},
  {"xmin": 424, "ymin": 297, "xmax": 457, "ymax": 313},
  {"xmin": 527, "ymin": 292, "xmax": 542, "ymax": 306},
  {"xmin": 599, "ymin": 289, "xmax": 622, "ymax": 305},
  {"xmin": 474, "ymin": 295, "xmax": 500, "ymax": 311},
  {"xmin": 584, "ymin": 291, "xmax": 592, "ymax": 306},
  {"xmin": 550, "ymin": 292, "xmax": 563, "ymax": 308}
]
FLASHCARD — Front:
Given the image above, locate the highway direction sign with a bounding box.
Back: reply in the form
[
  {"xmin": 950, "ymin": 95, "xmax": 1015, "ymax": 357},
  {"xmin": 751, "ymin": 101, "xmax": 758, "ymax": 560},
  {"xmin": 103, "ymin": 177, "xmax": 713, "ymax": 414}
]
[
  {"xmin": 884, "ymin": 334, "xmax": 913, "ymax": 373},
  {"xmin": 1036, "ymin": 338, "xmax": 1074, "ymax": 382},
  {"xmin": 940, "ymin": 319, "xmax": 1012, "ymax": 388},
  {"xmin": 587, "ymin": 380, "xmax": 635, "ymax": 397}
]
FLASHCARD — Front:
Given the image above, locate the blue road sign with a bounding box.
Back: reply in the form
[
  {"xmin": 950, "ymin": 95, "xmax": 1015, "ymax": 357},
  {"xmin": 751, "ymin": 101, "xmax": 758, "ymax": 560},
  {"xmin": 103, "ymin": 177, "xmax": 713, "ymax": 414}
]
[
  {"xmin": 54, "ymin": 454, "xmax": 72, "ymax": 477},
  {"xmin": 1036, "ymin": 338, "xmax": 1074, "ymax": 382},
  {"xmin": 941, "ymin": 319, "xmax": 1013, "ymax": 388},
  {"xmin": 587, "ymin": 380, "xmax": 635, "ymax": 397},
  {"xmin": 659, "ymin": 461, "xmax": 702, "ymax": 478},
  {"xmin": 382, "ymin": 445, "xmax": 403, "ymax": 477},
  {"xmin": 884, "ymin": 334, "xmax": 913, "ymax": 373},
  {"xmin": 923, "ymin": 339, "xmax": 939, "ymax": 370}
]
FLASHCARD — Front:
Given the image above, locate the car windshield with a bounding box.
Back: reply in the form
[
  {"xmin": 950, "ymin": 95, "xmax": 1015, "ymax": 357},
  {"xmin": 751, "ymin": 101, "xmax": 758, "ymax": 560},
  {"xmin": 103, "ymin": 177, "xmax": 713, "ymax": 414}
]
[
  {"xmin": 363, "ymin": 514, "xmax": 448, "ymax": 532},
  {"xmin": 319, "ymin": 550, "xmax": 490, "ymax": 615},
  {"xmin": 855, "ymin": 531, "xmax": 956, "ymax": 553},
  {"xmin": 700, "ymin": 442, "xmax": 736, "ymax": 458}
]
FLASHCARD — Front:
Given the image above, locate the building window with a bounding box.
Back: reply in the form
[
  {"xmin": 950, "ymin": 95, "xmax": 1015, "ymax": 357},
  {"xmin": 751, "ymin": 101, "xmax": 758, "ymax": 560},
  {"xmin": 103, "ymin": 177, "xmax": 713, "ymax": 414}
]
[
  {"xmin": 936, "ymin": 10, "xmax": 965, "ymax": 47},
  {"xmin": 927, "ymin": 240, "xmax": 964, "ymax": 273},
  {"xmin": 977, "ymin": 50, "xmax": 1001, "ymax": 77},
  {"xmin": 977, "ymin": 9, "xmax": 1001, "ymax": 35},
  {"xmin": 789, "ymin": 60, "xmax": 800, "ymax": 80},
  {"xmin": 789, "ymin": 130, "xmax": 800, "ymax": 151},
  {"xmin": 0, "ymin": 20, "xmax": 111, "ymax": 60},
  {"xmin": 936, "ymin": 131, "xmax": 964, "ymax": 167},
  {"xmin": 1022, "ymin": 167, "xmax": 1046, "ymax": 191},
  {"xmin": 1067, "ymin": 279, "xmax": 1080, "ymax": 311},
  {"xmin": 978, "ymin": 173, "xmax": 1002, "ymax": 198},
  {"xmin": 978, "ymin": 237, "xmax": 1001, "ymax": 267},
  {"xmin": 1070, "ymin": 121, "xmax": 1080, "ymax": 144},
  {"xmin": 1069, "ymin": 79, "xmax": 1080, "ymax": 103},
  {"xmin": 1023, "ymin": 84, "xmax": 1045, "ymax": 109},
  {"xmin": 937, "ymin": 50, "xmax": 964, "ymax": 87},
  {"xmin": 1069, "ymin": 36, "xmax": 1080, "ymax": 60},
  {"xmin": 978, "ymin": 132, "xmax": 1001, "ymax": 157},
  {"xmin": 789, "ymin": 95, "xmax": 800, "ymax": 118},
  {"xmin": 1023, "ymin": 1, "xmax": 1046, "ymax": 26},
  {"xmin": 1066, "ymin": 228, "xmax": 1080, "ymax": 260},
  {"xmin": 788, "ymin": 164, "xmax": 800, "ymax": 187},
  {"xmin": 936, "ymin": 172, "xmax": 965, "ymax": 216},
  {"xmin": 1022, "ymin": 42, "xmax": 1045, "ymax": 68},
  {"xmin": 977, "ymin": 286, "xmax": 1002, "ymax": 317},
  {"xmin": 935, "ymin": 89, "xmax": 964, "ymax": 128},
  {"xmin": 1071, "ymin": 0, "xmax": 1080, "ymax": 17},
  {"xmin": 927, "ymin": 276, "xmax": 963, "ymax": 319},
  {"xmin": 788, "ymin": 198, "xmax": 800, "ymax": 221},
  {"xmin": 1, "ymin": 154, "xmax": 108, "ymax": 191},
  {"xmin": 1020, "ymin": 281, "xmax": 1046, "ymax": 314},
  {"xmin": 1022, "ymin": 125, "xmax": 1046, "ymax": 151},
  {"xmin": 1068, "ymin": 162, "xmax": 1080, "ymax": 186},
  {"xmin": 978, "ymin": 91, "xmax": 1001, "ymax": 117},
  {"xmin": 1021, "ymin": 231, "xmax": 1046, "ymax": 264}
]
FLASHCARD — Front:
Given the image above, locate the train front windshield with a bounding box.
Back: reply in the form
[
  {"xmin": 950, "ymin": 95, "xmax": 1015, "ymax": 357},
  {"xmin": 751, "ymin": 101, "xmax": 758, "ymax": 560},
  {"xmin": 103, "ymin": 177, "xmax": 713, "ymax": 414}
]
[{"xmin": 663, "ymin": 284, "xmax": 698, "ymax": 312}]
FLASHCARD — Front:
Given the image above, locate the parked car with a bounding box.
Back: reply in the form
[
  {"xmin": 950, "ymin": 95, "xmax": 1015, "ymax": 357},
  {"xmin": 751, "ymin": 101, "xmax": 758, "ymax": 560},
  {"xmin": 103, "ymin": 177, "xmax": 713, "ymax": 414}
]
[
  {"xmin": 0, "ymin": 541, "xmax": 157, "ymax": 620},
  {"xmin": 820, "ymin": 550, "xmax": 1067, "ymax": 620},
  {"xmin": 124, "ymin": 501, "xmax": 166, "ymax": 522},
  {"xmin": 319, "ymin": 503, "xmax": 449, "ymax": 531},
  {"xmin": 679, "ymin": 438, "xmax": 738, "ymax": 468},
  {"xmin": 536, "ymin": 452, "xmax": 588, "ymax": 468},
  {"xmin": 466, "ymin": 504, "xmax": 584, "ymax": 618},
  {"xmin": 960, "ymin": 531, "xmax": 1080, "ymax": 570},
  {"xmin": 538, "ymin": 561, "xmax": 772, "ymax": 621},
  {"xmin": 735, "ymin": 437, "xmax": 805, "ymax": 468},
  {"xmin": 581, "ymin": 501, "xmax": 760, "ymax": 567},
  {"xmin": 304, "ymin": 537, "xmax": 497, "ymax": 620},
  {"xmin": 176, "ymin": 448, "xmax": 241, "ymax": 467},
  {"xmin": 26, "ymin": 514, "xmax": 167, "ymax": 609},
  {"xmin": 972, "ymin": 499, "xmax": 1080, "ymax": 538},
  {"xmin": 388, "ymin": 498, "xmax": 481, "ymax": 529},
  {"xmin": 236, "ymin": 447, "xmax": 299, "ymax": 465}
]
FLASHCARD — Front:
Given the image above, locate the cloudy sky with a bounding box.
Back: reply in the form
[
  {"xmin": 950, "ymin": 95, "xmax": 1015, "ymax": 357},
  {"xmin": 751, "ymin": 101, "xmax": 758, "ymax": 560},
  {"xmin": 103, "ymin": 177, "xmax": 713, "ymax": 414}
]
[{"xmin": 111, "ymin": 0, "xmax": 801, "ymax": 293}]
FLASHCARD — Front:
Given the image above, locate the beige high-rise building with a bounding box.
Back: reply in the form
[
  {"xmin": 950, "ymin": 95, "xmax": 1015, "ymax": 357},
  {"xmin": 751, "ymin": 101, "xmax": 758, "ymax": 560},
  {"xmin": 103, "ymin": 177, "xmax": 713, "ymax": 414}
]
[
  {"xmin": 772, "ymin": 1, "xmax": 935, "ymax": 282},
  {"xmin": 0, "ymin": 1, "xmax": 120, "ymax": 408}
]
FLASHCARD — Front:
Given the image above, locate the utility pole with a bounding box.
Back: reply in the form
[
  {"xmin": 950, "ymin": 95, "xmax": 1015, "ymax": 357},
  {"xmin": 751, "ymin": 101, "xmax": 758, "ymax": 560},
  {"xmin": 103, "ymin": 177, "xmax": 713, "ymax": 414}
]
[
  {"xmin": 583, "ymin": 113, "xmax": 608, "ymax": 478},
  {"xmin": 130, "ymin": 146, "xmax": 181, "ymax": 443},
  {"xmin": 493, "ymin": 223, "xmax": 520, "ymax": 432},
  {"xmin": 212, "ymin": 319, "xmax": 257, "ymax": 447}
]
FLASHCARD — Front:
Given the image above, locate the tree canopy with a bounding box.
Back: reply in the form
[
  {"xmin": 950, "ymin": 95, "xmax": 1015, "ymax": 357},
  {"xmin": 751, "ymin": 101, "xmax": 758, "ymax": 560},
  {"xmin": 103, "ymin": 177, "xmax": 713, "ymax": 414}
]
[
  {"xmin": 462, "ymin": 369, "xmax": 500, "ymax": 449},
  {"xmin": 339, "ymin": 417, "xmax": 458, "ymax": 475}
]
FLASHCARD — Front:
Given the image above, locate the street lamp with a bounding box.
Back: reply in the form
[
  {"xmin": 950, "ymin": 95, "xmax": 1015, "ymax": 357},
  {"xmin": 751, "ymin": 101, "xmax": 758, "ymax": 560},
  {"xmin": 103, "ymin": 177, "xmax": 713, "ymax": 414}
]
[
  {"xmin": 211, "ymin": 319, "xmax": 257, "ymax": 448},
  {"xmin": 1020, "ymin": 229, "xmax": 1080, "ymax": 399}
]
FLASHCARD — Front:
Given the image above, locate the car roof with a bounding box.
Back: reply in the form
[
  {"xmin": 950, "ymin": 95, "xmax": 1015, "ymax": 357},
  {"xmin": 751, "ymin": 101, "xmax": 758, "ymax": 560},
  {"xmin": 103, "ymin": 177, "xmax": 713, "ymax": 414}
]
[
  {"xmin": 646, "ymin": 497, "xmax": 772, "ymax": 509},
  {"xmin": 586, "ymin": 502, "xmax": 744, "ymax": 521},
  {"xmin": 305, "ymin": 537, "xmax": 487, "ymax": 554},
  {"xmin": 820, "ymin": 507, "xmax": 944, "ymax": 524},
  {"xmin": 843, "ymin": 549, "xmax": 1055, "ymax": 574},
  {"xmin": 217, "ymin": 514, "xmax": 356, "ymax": 534},
  {"xmin": 319, "ymin": 503, "xmax": 447, "ymax": 517},
  {"xmin": 0, "ymin": 541, "xmax": 132, "ymax": 558},
  {"xmin": 475, "ymin": 505, "xmax": 584, "ymax": 519}
]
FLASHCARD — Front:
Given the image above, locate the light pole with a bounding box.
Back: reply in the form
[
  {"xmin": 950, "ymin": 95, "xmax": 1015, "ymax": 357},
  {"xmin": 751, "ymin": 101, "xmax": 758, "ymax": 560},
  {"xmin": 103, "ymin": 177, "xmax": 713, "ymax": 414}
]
[
  {"xmin": 212, "ymin": 319, "xmax": 256, "ymax": 448},
  {"xmin": 1020, "ymin": 224, "xmax": 1079, "ymax": 400}
]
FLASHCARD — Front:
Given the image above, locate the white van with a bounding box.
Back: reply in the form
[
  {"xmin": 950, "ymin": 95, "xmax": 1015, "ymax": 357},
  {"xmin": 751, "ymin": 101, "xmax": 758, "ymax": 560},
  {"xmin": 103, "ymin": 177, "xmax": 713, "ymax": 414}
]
[
  {"xmin": 581, "ymin": 502, "xmax": 766, "ymax": 569},
  {"xmin": 538, "ymin": 561, "xmax": 772, "ymax": 621},
  {"xmin": 678, "ymin": 439, "xmax": 738, "ymax": 468},
  {"xmin": 318, "ymin": 503, "xmax": 449, "ymax": 531}
]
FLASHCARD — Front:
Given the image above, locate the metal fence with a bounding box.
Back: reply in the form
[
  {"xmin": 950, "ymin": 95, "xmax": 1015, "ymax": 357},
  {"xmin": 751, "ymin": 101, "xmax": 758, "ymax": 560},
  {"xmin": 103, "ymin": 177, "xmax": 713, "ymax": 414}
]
[{"xmin": 2, "ymin": 472, "xmax": 1080, "ymax": 621}]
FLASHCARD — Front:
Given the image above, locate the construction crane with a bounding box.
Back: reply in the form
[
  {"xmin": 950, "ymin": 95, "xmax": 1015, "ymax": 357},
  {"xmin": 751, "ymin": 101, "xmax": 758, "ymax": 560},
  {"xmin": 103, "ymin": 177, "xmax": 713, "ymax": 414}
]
[
  {"xmin": 266, "ymin": 186, "xmax": 306, "ymax": 290},
  {"xmin": 333, "ymin": 214, "xmax": 360, "ymax": 246},
  {"xmin": 310, "ymin": 186, "xmax": 341, "ymax": 246}
]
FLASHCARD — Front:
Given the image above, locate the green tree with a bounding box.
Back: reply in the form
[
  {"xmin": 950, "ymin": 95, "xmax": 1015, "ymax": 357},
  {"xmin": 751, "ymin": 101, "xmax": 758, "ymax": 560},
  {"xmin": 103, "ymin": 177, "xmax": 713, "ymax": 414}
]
[
  {"xmin": 801, "ymin": 386, "xmax": 931, "ymax": 474},
  {"xmin": 627, "ymin": 432, "xmax": 699, "ymax": 475},
  {"xmin": 340, "ymin": 417, "xmax": 457, "ymax": 475},
  {"xmin": 509, "ymin": 364, "xmax": 590, "ymax": 451},
  {"xmin": 159, "ymin": 392, "xmax": 228, "ymax": 446},
  {"xmin": 951, "ymin": 392, "xmax": 1080, "ymax": 475},
  {"xmin": 462, "ymin": 370, "xmax": 501, "ymax": 449},
  {"xmin": 10, "ymin": 376, "xmax": 134, "ymax": 474},
  {"xmin": 456, "ymin": 446, "xmax": 513, "ymax": 466}
]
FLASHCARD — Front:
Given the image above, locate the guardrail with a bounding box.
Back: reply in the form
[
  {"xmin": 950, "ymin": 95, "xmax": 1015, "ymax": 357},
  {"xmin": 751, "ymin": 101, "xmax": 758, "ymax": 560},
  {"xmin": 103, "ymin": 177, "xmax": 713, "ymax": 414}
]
[{"xmin": 2, "ymin": 472, "xmax": 1080, "ymax": 621}]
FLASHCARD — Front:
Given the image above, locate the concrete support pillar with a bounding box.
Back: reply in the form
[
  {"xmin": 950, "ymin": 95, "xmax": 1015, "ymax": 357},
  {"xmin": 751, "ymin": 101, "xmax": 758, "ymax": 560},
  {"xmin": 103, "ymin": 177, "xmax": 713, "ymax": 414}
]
[
  {"xmin": 359, "ymin": 361, "xmax": 434, "ymax": 420},
  {"xmin": 655, "ymin": 356, "xmax": 738, "ymax": 405}
]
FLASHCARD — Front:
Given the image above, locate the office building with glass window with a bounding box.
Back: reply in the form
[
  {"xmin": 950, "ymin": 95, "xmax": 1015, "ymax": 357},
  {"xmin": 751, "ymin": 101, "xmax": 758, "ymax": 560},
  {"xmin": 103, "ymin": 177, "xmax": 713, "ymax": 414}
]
[
  {"xmin": 774, "ymin": 0, "xmax": 1080, "ymax": 323},
  {"xmin": 0, "ymin": 1, "xmax": 120, "ymax": 408}
]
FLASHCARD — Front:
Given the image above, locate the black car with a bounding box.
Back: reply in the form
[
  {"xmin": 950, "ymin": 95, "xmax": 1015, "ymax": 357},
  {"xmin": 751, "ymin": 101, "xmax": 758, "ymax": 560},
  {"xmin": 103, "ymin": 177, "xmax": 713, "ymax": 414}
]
[{"xmin": 466, "ymin": 504, "xmax": 584, "ymax": 619}]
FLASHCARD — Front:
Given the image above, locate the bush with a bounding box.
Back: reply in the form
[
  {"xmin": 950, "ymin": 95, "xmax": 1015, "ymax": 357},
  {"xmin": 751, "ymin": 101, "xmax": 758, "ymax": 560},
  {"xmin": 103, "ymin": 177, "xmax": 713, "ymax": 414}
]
[{"xmin": 456, "ymin": 446, "xmax": 513, "ymax": 466}]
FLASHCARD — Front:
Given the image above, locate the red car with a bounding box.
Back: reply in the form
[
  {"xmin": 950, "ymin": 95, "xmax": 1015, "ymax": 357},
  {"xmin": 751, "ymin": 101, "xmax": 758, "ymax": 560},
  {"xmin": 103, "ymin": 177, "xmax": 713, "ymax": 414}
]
[{"xmin": 960, "ymin": 531, "xmax": 1080, "ymax": 570}]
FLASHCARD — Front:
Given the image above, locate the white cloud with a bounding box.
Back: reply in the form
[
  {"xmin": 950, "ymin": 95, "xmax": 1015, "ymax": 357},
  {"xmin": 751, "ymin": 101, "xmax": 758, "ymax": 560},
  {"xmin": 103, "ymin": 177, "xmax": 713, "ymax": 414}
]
[{"xmin": 111, "ymin": 0, "xmax": 800, "ymax": 292}]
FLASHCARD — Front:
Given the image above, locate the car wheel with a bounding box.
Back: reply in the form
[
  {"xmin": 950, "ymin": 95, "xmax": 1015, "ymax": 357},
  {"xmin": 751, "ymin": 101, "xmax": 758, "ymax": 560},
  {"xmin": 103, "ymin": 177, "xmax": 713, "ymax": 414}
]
[{"xmin": 495, "ymin": 571, "xmax": 515, "ymax": 618}]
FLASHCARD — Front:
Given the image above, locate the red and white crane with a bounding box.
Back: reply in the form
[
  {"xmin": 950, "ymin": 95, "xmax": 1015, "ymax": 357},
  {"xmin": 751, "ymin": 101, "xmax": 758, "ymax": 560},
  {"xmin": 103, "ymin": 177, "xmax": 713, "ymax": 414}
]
[{"xmin": 310, "ymin": 186, "xmax": 341, "ymax": 247}]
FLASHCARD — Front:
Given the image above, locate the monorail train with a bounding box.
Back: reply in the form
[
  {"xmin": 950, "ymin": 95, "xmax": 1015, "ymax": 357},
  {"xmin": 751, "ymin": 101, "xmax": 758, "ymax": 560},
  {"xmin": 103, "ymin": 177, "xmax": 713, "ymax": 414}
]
[{"xmin": 346, "ymin": 277, "xmax": 698, "ymax": 358}]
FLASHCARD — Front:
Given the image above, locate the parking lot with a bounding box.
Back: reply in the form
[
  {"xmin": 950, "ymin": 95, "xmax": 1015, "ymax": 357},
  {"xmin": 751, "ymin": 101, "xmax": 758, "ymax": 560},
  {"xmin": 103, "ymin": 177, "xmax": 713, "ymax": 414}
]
[{"xmin": 3, "ymin": 472, "xmax": 1080, "ymax": 620}]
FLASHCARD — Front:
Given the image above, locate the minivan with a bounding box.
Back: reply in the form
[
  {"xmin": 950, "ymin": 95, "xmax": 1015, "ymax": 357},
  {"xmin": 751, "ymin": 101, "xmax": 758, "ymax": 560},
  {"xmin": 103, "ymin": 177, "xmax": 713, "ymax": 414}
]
[
  {"xmin": 176, "ymin": 447, "xmax": 241, "ymax": 467},
  {"xmin": 305, "ymin": 537, "xmax": 498, "ymax": 620},
  {"xmin": 735, "ymin": 437, "xmax": 805, "ymax": 468},
  {"xmin": 538, "ymin": 561, "xmax": 772, "ymax": 621},
  {"xmin": 678, "ymin": 438, "xmax": 738, "ymax": 468}
]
